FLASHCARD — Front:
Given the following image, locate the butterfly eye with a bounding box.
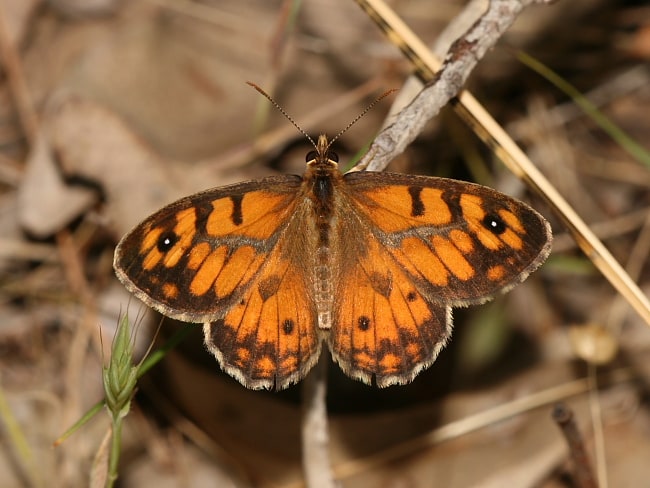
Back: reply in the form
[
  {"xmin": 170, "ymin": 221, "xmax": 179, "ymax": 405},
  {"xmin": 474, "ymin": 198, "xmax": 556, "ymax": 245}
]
[
  {"xmin": 157, "ymin": 231, "xmax": 179, "ymax": 252},
  {"xmin": 482, "ymin": 214, "xmax": 507, "ymax": 235},
  {"xmin": 305, "ymin": 150, "xmax": 339, "ymax": 163}
]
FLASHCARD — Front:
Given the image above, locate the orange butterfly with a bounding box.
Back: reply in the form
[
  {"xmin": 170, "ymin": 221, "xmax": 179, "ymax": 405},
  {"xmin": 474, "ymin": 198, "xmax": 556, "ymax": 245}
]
[{"xmin": 114, "ymin": 131, "xmax": 552, "ymax": 390}]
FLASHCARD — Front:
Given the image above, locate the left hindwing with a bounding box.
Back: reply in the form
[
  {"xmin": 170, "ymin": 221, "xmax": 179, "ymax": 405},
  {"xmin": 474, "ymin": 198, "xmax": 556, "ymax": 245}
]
[{"xmin": 343, "ymin": 171, "xmax": 552, "ymax": 306}]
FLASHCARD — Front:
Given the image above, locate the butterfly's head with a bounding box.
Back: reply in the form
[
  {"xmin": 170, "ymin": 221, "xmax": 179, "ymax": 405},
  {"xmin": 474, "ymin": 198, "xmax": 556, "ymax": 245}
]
[{"xmin": 306, "ymin": 134, "xmax": 339, "ymax": 170}]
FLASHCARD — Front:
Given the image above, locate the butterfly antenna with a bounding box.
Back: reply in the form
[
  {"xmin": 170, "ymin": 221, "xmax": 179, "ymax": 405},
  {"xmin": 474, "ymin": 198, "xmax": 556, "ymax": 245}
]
[
  {"xmin": 246, "ymin": 81, "xmax": 318, "ymax": 150},
  {"xmin": 325, "ymin": 88, "xmax": 397, "ymax": 152}
]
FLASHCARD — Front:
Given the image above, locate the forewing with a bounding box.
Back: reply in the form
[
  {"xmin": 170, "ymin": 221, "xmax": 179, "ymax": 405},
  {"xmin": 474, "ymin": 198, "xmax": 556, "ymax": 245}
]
[
  {"xmin": 343, "ymin": 172, "xmax": 552, "ymax": 306},
  {"xmin": 114, "ymin": 175, "xmax": 303, "ymax": 323}
]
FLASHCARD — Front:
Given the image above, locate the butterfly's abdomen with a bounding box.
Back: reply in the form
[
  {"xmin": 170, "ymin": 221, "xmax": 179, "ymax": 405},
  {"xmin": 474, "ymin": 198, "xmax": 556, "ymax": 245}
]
[{"xmin": 314, "ymin": 248, "xmax": 333, "ymax": 330}]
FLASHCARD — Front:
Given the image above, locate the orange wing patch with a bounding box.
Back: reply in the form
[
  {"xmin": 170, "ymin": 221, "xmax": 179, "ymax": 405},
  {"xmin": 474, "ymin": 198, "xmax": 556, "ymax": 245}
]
[
  {"xmin": 206, "ymin": 190, "xmax": 296, "ymax": 239},
  {"xmin": 430, "ymin": 235, "xmax": 474, "ymax": 281},
  {"xmin": 352, "ymin": 185, "xmax": 452, "ymax": 232},
  {"xmin": 391, "ymin": 236, "xmax": 449, "ymax": 286}
]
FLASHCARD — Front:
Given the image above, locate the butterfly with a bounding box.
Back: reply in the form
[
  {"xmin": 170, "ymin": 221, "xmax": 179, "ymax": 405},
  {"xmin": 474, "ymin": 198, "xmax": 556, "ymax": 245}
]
[{"xmin": 114, "ymin": 132, "xmax": 552, "ymax": 390}]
